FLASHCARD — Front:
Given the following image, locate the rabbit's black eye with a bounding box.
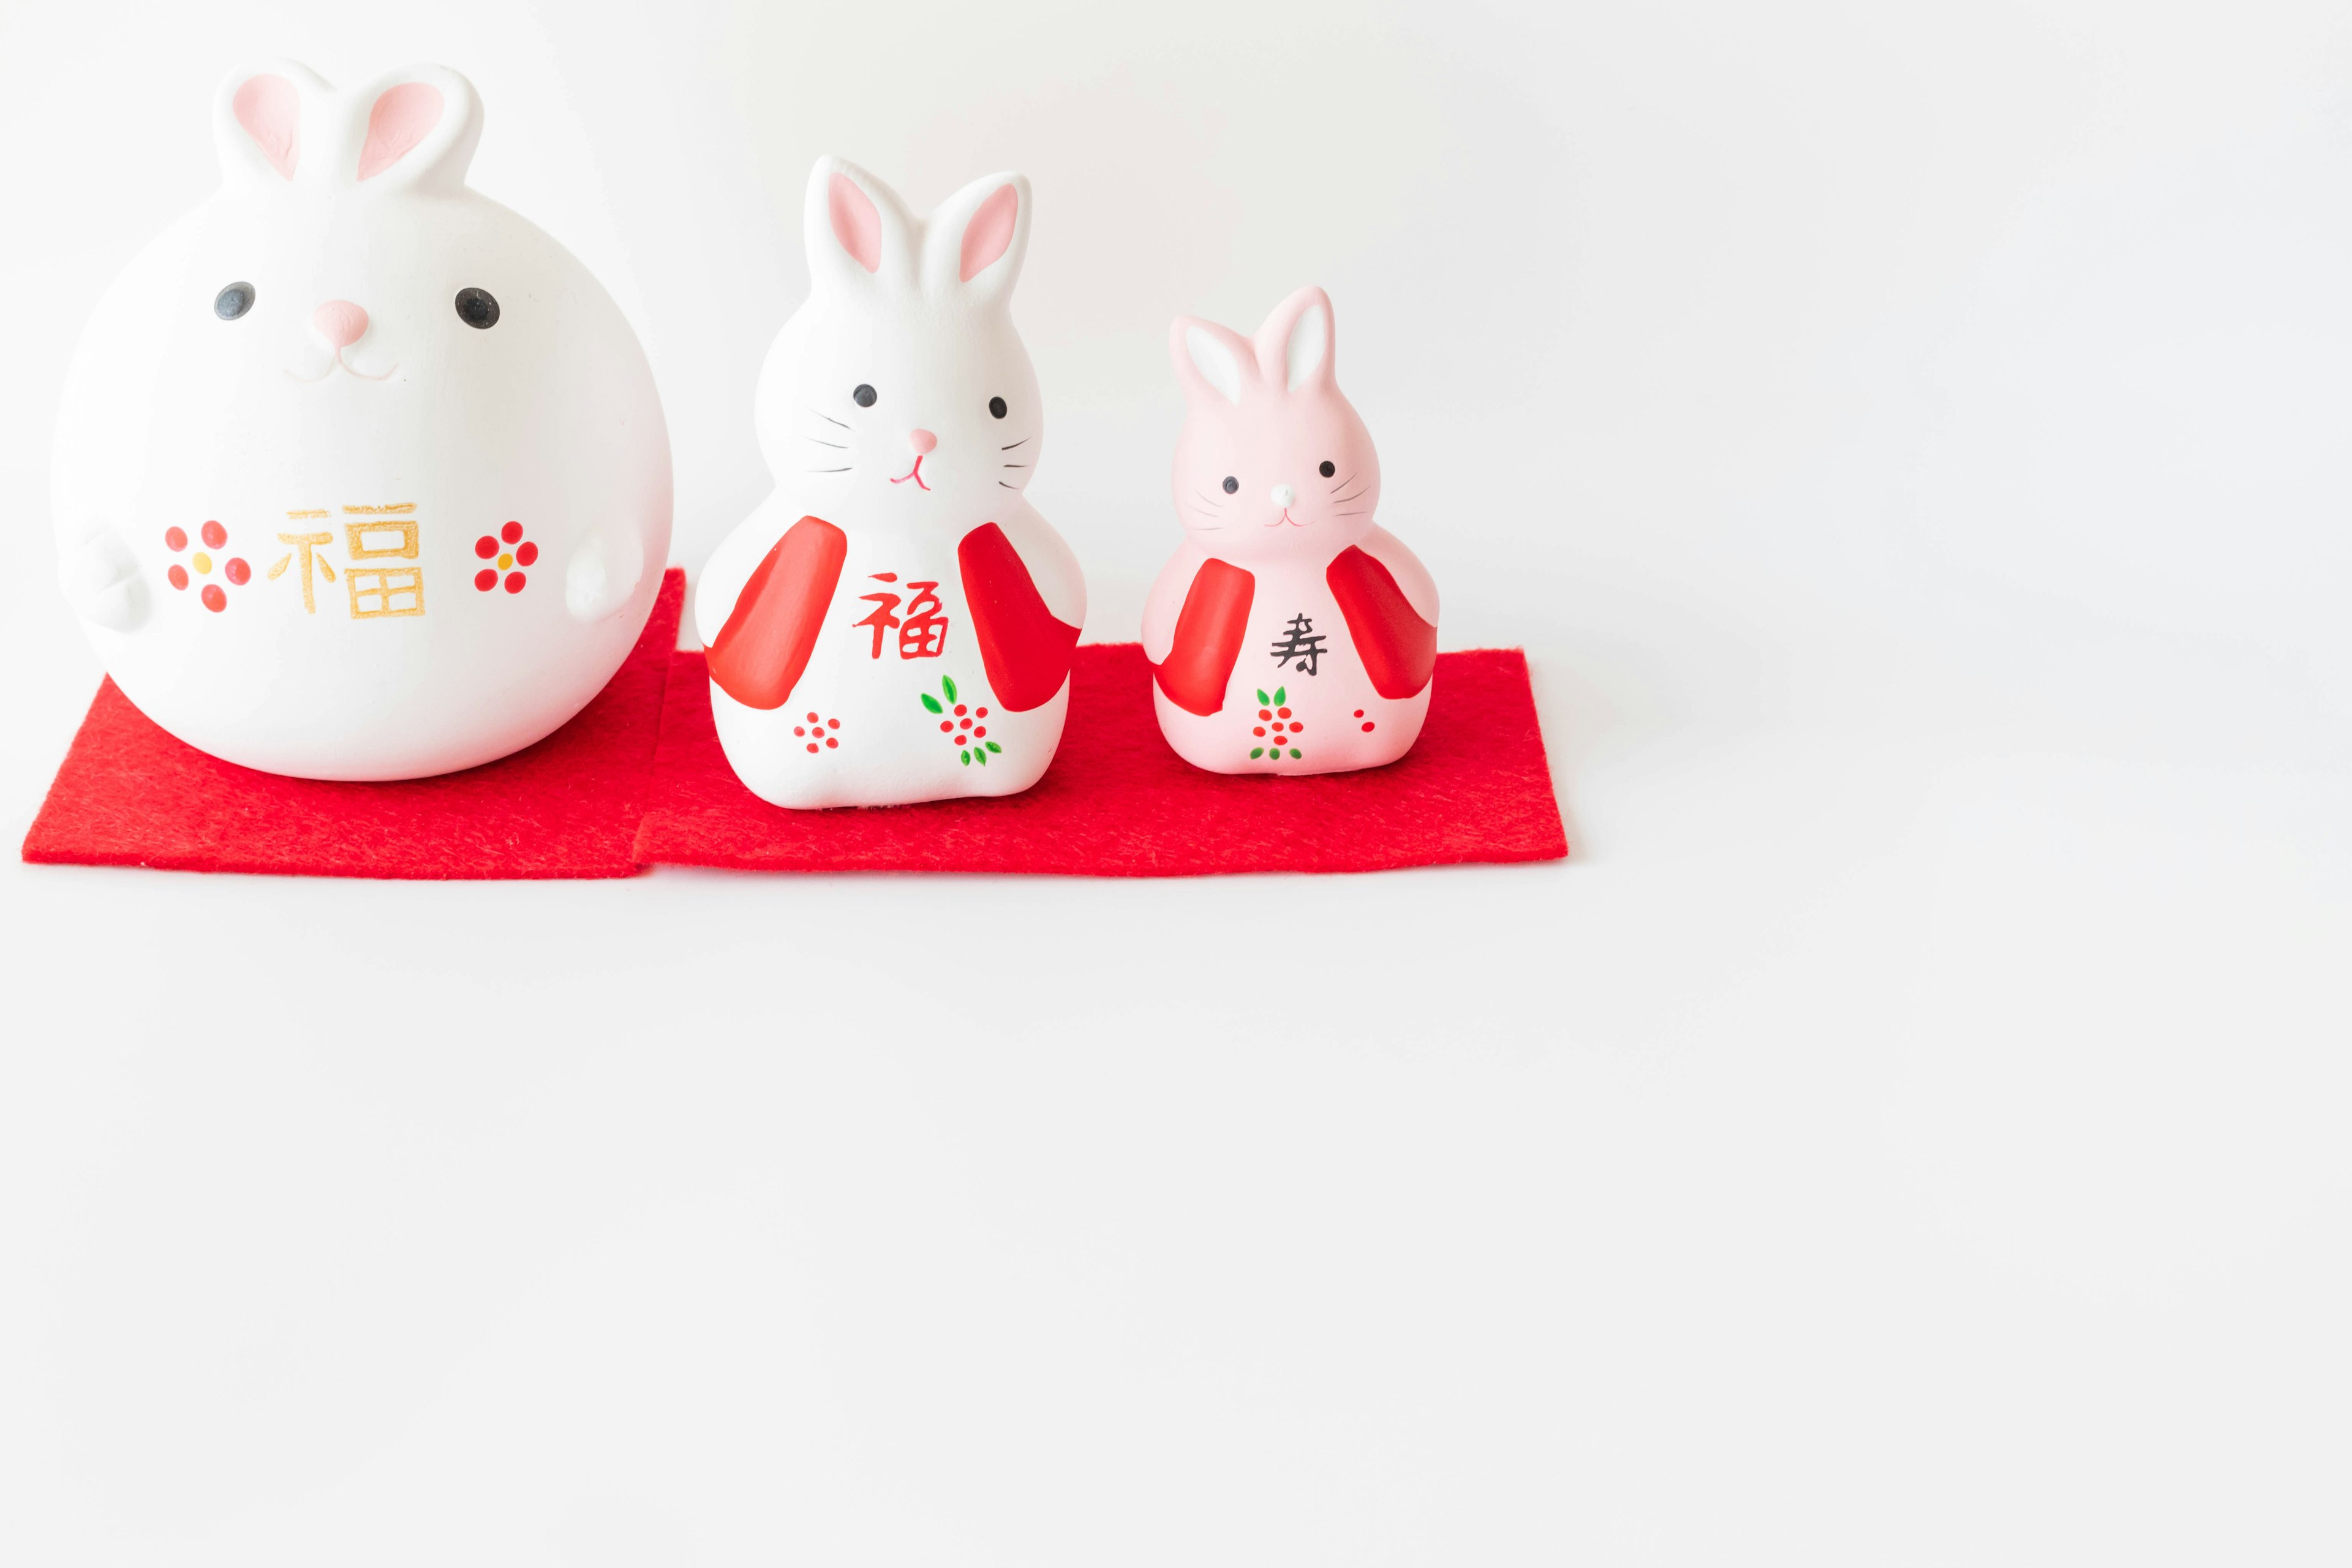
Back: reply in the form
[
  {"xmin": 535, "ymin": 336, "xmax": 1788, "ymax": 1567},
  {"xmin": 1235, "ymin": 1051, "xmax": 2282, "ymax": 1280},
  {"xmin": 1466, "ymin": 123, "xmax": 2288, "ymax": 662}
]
[
  {"xmin": 1221, "ymin": 475, "xmax": 1239, "ymax": 494},
  {"xmin": 1319, "ymin": 460, "xmax": 1336, "ymax": 478},
  {"xmin": 214, "ymin": 282, "xmax": 255, "ymax": 320},
  {"xmin": 853, "ymin": 383, "xmax": 878, "ymax": 407},
  {"xmin": 989, "ymin": 396, "xmax": 1008, "ymax": 419},
  {"xmin": 454, "ymin": 288, "xmax": 500, "ymax": 328}
]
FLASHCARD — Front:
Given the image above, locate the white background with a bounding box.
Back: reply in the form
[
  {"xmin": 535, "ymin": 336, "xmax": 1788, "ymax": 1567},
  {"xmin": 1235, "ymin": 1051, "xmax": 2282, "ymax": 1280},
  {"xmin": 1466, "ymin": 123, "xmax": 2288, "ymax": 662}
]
[{"xmin": 2, "ymin": 1, "xmax": 2347, "ymax": 1562}]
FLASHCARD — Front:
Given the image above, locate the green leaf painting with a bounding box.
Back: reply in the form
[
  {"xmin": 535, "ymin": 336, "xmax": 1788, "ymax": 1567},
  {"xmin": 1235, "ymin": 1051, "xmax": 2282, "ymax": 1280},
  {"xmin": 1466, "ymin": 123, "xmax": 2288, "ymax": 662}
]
[
  {"xmin": 943, "ymin": 676, "xmax": 958, "ymax": 703},
  {"xmin": 1256, "ymin": 688, "xmax": 1270, "ymax": 706},
  {"xmin": 1274, "ymin": 687, "xmax": 1286, "ymax": 706},
  {"xmin": 921, "ymin": 693, "xmax": 943, "ymax": 714},
  {"xmin": 984, "ymin": 741, "xmax": 1001, "ymax": 753}
]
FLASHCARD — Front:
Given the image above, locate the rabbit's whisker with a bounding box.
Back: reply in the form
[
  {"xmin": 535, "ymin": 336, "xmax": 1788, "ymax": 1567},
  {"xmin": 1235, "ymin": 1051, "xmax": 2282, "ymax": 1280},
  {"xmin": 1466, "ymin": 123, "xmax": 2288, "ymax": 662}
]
[
  {"xmin": 1000, "ymin": 439, "xmax": 1030, "ymax": 450},
  {"xmin": 1333, "ymin": 489, "xmax": 1368, "ymax": 504},
  {"xmin": 998, "ymin": 480, "xmax": 1019, "ymax": 489},
  {"xmin": 809, "ymin": 467, "xmax": 853, "ymax": 473},
  {"xmin": 805, "ymin": 438, "xmax": 846, "ymax": 448},
  {"xmin": 1003, "ymin": 462, "xmax": 1030, "ymax": 469},
  {"xmin": 814, "ymin": 412, "xmax": 851, "ymax": 429}
]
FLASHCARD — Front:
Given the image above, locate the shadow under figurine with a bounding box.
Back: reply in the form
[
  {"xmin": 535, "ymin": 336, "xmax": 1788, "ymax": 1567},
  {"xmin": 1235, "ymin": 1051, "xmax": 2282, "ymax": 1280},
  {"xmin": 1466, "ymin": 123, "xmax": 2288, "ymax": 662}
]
[
  {"xmin": 50, "ymin": 60, "xmax": 673, "ymax": 780},
  {"xmin": 1145, "ymin": 286, "xmax": 1438, "ymax": 775},
  {"xmin": 695, "ymin": 157, "xmax": 1085, "ymax": 810}
]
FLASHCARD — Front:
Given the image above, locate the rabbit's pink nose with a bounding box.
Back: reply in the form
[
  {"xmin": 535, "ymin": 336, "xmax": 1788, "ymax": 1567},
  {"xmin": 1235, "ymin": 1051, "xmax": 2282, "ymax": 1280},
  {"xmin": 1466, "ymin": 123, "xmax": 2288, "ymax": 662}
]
[
  {"xmin": 908, "ymin": 429, "xmax": 938, "ymax": 456},
  {"xmin": 310, "ymin": 300, "xmax": 369, "ymax": 349}
]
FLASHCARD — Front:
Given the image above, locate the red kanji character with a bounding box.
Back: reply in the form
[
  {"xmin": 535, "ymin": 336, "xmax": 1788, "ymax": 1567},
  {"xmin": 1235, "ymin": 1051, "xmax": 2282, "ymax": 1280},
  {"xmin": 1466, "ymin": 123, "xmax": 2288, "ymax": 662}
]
[
  {"xmin": 853, "ymin": 569, "xmax": 903, "ymax": 659},
  {"xmin": 899, "ymin": 580, "xmax": 949, "ymax": 659}
]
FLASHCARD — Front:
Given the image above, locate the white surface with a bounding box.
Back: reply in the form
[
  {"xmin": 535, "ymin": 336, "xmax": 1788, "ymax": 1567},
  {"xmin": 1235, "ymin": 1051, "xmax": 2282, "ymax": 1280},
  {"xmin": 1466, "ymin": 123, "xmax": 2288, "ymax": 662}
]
[{"xmin": 1, "ymin": 1, "xmax": 2345, "ymax": 1562}]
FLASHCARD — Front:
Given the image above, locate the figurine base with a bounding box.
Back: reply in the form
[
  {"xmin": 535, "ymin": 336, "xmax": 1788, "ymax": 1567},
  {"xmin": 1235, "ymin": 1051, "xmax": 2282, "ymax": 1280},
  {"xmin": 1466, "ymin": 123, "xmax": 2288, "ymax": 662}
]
[
  {"xmin": 21, "ymin": 571, "xmax": 684, "ymax": 880},
  {"xmin": 633, "ymin": 643, "xmax": 1566, "ymax": 877}
]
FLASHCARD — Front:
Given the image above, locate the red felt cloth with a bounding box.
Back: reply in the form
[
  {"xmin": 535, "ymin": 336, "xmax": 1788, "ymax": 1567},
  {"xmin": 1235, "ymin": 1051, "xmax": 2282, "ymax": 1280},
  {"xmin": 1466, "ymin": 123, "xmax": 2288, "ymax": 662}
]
[
  {"xmin": 634, "ymin": 644, "xmax": 1567, "ymax": 876},
  {"xmin": 21, "ymin": 570, "xmax": 685, "ymax": 880}
]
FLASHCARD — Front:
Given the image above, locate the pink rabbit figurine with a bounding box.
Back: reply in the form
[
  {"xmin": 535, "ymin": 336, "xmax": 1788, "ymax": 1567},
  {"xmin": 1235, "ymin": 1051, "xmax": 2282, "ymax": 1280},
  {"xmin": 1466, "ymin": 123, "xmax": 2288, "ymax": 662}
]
[{"xmin": 1145, "ymin": 286, "xmax": 1438, "ymax": 775}]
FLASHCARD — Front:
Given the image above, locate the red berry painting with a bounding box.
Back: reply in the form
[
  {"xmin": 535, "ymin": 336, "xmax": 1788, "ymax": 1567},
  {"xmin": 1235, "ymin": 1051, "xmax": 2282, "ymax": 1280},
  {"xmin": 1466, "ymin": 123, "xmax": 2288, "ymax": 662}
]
[{"xmin": 919, "ymin": 675, "xmax": 1000, "ymax": 767}]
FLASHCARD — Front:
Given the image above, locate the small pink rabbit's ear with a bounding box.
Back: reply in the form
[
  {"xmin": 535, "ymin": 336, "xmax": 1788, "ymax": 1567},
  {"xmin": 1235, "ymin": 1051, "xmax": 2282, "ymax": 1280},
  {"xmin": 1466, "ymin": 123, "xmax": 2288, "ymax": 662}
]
[
  {"xmin": 1170, "ymin": 317, "xmax": 1253, "ymax": 408},
  {"xmin": 1252, "ymin": 285, "xmax": 1337, "ymax": 395},
  {"xmin": 920, "ymin": 172, "xmax": 1031, "ymax": 304},
  {"xmin": 213, "ymin": 61, "xmax": 330, "ymax": 191},
  {"xmin": 804, "ymin": 156, "xmax": 915, "ymax": 295}
]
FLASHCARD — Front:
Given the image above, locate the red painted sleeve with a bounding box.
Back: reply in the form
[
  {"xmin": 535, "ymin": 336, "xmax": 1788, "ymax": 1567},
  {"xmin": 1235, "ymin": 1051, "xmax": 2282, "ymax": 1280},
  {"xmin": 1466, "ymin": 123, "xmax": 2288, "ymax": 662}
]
[
  {"xmin": 1327, "ymin": 545, "xmax": 1436, "ymax": 699},
  {"xmin": 706, "ymin": 516, "xmax": 847, "ymax": 710},
  {"xmin": 957, "ymin": 522, "xmax": 1082, "ymax": 712},
  {"xmin": 1152, "ymin": 557, "xmax": 1255, "ymax": 716}
]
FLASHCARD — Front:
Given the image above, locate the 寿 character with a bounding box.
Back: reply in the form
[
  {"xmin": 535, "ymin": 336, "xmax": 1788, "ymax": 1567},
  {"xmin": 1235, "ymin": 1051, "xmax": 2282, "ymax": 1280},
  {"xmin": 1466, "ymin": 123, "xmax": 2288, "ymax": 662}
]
[
  {"xmin": 854, "ymin": 571, "xmax": 903, "ymax": 658},
  {"xmin": 1269, "ymin": 612, "xmax": 1326, "ymax": 676},
  {"xmin": 899, "ymin": 580, "xmax": 949, "ymax": 658}
]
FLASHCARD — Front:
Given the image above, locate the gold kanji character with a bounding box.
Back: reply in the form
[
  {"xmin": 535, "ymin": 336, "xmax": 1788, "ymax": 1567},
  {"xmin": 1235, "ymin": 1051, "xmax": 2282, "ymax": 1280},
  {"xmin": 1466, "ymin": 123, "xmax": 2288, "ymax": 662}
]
[
  {"xmin": 347, "ymin": 566, "xmax": 425, "ymax": 619},
  {"xmin": 268, "ymin": 524, "xmax": 336, "ymax": 614}
]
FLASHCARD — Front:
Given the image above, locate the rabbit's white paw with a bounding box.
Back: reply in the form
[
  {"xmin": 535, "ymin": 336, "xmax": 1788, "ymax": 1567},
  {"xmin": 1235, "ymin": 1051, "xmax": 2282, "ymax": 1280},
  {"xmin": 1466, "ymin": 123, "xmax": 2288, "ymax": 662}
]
[
  {"xmin": 565, "ymin": 524, "xmax": 645, "ymax": 622},
  {"xmin": 57, "ymin": 528, "xmax": 145, "ymax": 631}
]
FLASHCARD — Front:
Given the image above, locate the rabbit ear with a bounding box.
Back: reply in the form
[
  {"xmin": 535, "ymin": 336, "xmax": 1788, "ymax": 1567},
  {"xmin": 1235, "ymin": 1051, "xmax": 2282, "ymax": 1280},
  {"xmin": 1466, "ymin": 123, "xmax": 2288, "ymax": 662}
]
[
  {"xmin": 347, "ymin": 66, "xmax": 480, "ymax": 191},
  {"xmin": 804, "ymin": 157, "xmax": 916, "ymax": 296},
  {"xmin": 1170, "ymin": 316, "xmax": 1253, "ymax": 407},
  {"xmin": 1253, "ymin": 286, "xmax": 1336, "ymax": 395},
  {"xmin": 214, "ymin": 61, "xmax": 330, "ymax": 190},
  {"xmin": 921, "ymin": 172, "xmax": 1030, "ymax": 304}
]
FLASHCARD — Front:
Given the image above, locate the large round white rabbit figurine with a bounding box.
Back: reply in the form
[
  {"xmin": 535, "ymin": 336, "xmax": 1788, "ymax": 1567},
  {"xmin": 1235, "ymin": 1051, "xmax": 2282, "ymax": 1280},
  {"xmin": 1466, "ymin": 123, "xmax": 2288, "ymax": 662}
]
[
  {"xmin": 50, "ymin": 61, "xmax": 672, "ymax": 780},
  {"xmin": 1145, "ymin": 286, "xmax": 1438, "ymax": 774},
  {"xmin": 695, "ymin": 157, "xmax": 1085, "ymax": 810}
]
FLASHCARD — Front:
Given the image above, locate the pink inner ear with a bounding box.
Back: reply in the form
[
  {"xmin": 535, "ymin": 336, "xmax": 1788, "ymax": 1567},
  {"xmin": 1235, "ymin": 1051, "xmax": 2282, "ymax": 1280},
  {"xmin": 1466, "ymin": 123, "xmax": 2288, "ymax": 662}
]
[
  {"xmin": 233, "ymin": 75, "xmax": 300, "ymax": 181},
  {"xmin": 959, "ymin": 184, "xmax": 1019, "ymax": 282},
  {"xmin": 358, "ymin": 82, "xmax": 444, "ymax": 181},
  {"xmin": 829, "ymin": 173, "xmax": 882, "ymax": 273}
]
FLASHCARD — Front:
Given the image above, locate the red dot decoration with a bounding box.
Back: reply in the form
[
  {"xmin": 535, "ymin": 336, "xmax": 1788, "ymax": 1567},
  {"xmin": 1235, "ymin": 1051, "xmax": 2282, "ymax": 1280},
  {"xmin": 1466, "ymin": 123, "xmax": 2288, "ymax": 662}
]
[
  {"xmin": 976, "ymin": 707, "xmax": 988, "ymax": 718},
  {"xmin": 200, "ymin": 520, "xmax": 227, "ymax": 549},
  {"xmin": 200, "ymin": 584, "xmax": 226, "ymax": 612},
  {"xmin": 1259, "ymin": 708, "xmax": 1272, "ymax": 720},
  {"xmin": 503, "ymin": 571, "xmax": 526, "ymax": 593},
  {"xmin": 1278, "ymin": 707, "xmax": 1291, "ymax": 718},
  {"xmin": 224, "ymin": 557, "xmax": 250, "ymax": 585},
  {"xmin": 973, "ymin": 726, "xmax": 986, "ymax": 738},
  {"xmin": 1254, "ymin": 726, "xmax": 1266, "ymax": 737},
  {"xmin": 954, "ymin": 704, "xmax": 967, "ymax": 716},
  {"xmin": 1353, "ymin": 709, "xmax": 1365, "ymax": 718},
  {"xmin": 826, "ymin": 718, "xmax": 839, "ymax": 729},
  {"xmin": 501, "ymin": 520, "xmax": 524, "ymax": 544},
  {"xmin": 164, "ymin": 526, "xmax": 187, "ymax": 552},
  {"xmin": 167, "ymin": 564, "xmax": 189, "ymax": 590},
  {"xmin": 475, "ymin": 568, "xmax": 497, "ymax": 591},
  {"xmin": 807, "ymin": 712, "xmax": 820, "ymax": 723},
  {"xmin": 939, "ymin": 720, "xmax": 952, "ymax": 733},
  {"xmin": 794, "ymin": 726, "xmax": 806, "ymax": 737},
  {"xmin": 825, "ymin": 737, "xmax": 837, "ymax": 748},
  {"xmin": 807, "ymin": 742, "xmax": 820, "ymax": 753},
  {"xmin": 1362, "ymin": 721, "xmax": 1376, "ymax": 732},
  {"xmin": 515, "ymin": 541, "xmax": 538, "ymax": 567},
  {"xmin": 475, "ymin": 535, "xmax": 499, "ymax": 559},
  {"xmin": 1290, "ymin": 720, "xmax": 1304, "ymax": 731}
]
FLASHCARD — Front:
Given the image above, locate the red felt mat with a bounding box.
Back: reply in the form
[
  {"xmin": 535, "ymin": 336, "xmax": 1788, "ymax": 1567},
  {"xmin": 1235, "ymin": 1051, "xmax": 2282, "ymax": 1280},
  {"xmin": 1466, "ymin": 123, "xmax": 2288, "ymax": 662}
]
[
  {"xmin": 21, "ymin": 570, "xmax": 685, "ymax": 880},
  {"xmin": 634, "ymin": 644, "xmax": 1567, "ymax": 876}
]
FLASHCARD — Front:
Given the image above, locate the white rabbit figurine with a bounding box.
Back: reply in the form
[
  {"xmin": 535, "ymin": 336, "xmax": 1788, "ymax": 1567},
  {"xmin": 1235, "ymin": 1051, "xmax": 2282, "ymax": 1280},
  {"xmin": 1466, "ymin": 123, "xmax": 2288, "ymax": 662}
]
[
  {"xmin": 50, "ymin": 61, "xmax": 672, "ymax": 780},
  {"xmin": 695, "ymin": 157, "xmax": 1085, "ymax": 810},
  {"xmin": 1146, "ymin": 286, "xmax": 1438, "ymax": 774}
]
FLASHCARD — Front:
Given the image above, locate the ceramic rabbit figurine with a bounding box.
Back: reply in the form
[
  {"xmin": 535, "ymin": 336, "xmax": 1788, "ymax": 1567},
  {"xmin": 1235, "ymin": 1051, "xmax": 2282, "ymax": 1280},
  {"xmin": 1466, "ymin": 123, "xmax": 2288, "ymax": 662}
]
[
  {"xmin": 49, "ymin": 61, "xmax": 672, "ymax": 780},
  {"xmin": 1146, "ymin": 287, "xmax": 1438, "ymax": 774},
  {"xmin": 695, "ymin": 157, "xmax": 1085, "ymax": 809}
]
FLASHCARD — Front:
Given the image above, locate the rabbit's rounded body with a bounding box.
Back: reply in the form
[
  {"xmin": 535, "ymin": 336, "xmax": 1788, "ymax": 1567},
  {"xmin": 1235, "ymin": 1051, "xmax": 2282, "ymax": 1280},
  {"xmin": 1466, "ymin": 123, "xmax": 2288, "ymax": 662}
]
[
  {"xmin": 701, "ymin": 493, "xmax": 1074, "ymax": 810},
  {"xmin": 1145, "ymin": 530, "xmax": 1432, "ymax": 777},
  {"xmin": 696, "ymin": 157, "xmax": 1084, "ymax": 810},
  {"xmin": 50, "ymin": 62, "xmax": 671, "ymax": 780},
  {"xmin": 1145, "ymin": 286, "xmax": 1438, "ymax": 777}
]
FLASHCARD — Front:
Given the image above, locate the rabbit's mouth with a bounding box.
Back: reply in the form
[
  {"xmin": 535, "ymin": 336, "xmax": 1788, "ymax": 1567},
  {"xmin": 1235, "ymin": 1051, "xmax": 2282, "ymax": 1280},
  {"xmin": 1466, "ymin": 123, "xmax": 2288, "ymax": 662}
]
[
  {"xmin": 889, "ymin": 455, "xmax": 932, "ymax": 491},
  {"xmin": 283, "ymin": 351, "xmax": 401, "ymax": 385},
  {"xmin": 1268, "ymin": 509, "xmax": 1306, "ymax": 528}
]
